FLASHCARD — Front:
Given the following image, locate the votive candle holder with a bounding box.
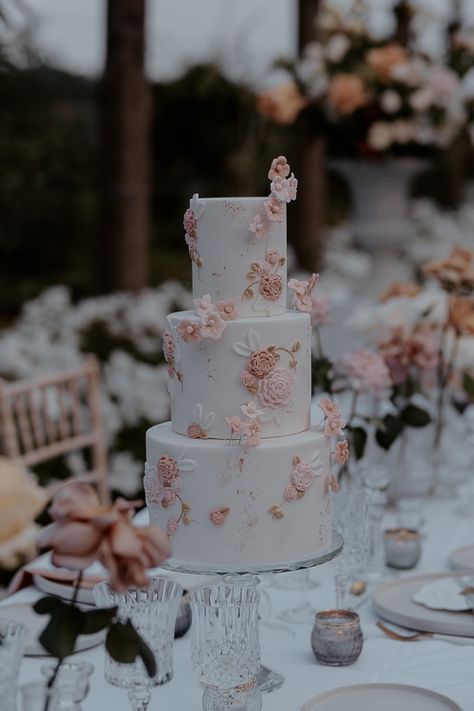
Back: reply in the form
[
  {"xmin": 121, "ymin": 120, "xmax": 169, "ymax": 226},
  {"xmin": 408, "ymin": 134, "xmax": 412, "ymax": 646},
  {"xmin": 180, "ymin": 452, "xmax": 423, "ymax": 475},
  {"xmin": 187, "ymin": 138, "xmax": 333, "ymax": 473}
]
[
  {"xmin": 384, "ymin": 528, "xmax": 421, "ymax": 570},
  {"xmin": 311, "ymin": 610, "xmax": 363, "ymax": 666}
]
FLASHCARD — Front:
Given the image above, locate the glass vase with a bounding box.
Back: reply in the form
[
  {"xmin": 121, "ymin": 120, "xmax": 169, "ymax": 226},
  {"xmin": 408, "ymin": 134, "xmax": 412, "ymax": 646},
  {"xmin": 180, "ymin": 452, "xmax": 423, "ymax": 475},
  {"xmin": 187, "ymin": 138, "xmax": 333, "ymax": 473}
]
[
  {"xmin": 93, "ymin": 577, "xmax": 183, "ymax": 688},
  {"xmin": 0, "ymin": 619, "xmax": 27, "ymax": 711},
  {"xmin": 191, "ymin": 580, "xmax": 262, "ymax": 711},
  {"xmin": 387, "ymin": 426, "xmax": 434, "ymax": 505}
]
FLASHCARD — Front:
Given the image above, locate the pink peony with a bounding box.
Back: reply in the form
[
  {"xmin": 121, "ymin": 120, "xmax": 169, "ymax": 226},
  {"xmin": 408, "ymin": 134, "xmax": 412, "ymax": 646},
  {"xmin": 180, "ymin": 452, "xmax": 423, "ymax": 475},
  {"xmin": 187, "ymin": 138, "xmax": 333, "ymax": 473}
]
[
  {"xmin": 283, "ymin": 485, "xmax": 299, "ymax": 501},
  {"xmin": 240, "ymin": 401, "xmax": 263, "ymax": 420},
  {"xmin": 268, "ymin": 156, "xmax": 291, "ymax": 180},
  {"xmin": 260, "ymin": 274, "xmax": 283, "ymax": 301},
  {"xmin": 217, "ymin": 299, "xmax": 238, "ymax": 321},
  {"xmin": 225, "ymin": 415, "xmax": 242, "ymax": 435},
  {"xmin": 158, "ymin": 455, "xmax": 179, "ymax": 484},
  {"xmin": 241, "ymin": 419, "xmax": 261, "ymax": 448},
  {"xmin": 291, "ymin": 462, "xmax": 314, "ymax": 492},
  {"xmin": 162, "ymin": 330, "xmax": 175, "ymax": 362},
  {"xmin": 258, "ymin": 367, "xmax": 294, "ymax": 408},
  {"xmin": 311, "ymin": 296, "xmax": 332, "ymax": 326},
  {"xmin": 177, "ymin": 319, "xmax": 202, "ymax": 343},
  {"xmin": 317, "ymin": 398, "xmax": 341, "ymax": 419},
  {"xmin": 248, "ymin": 349, "xmax": 276, "ymax": 378},
  {"xmin": 249, "ymin": 215, "xmax": 266, "ymax": 238},
  {"xmin": 200, "ymin": 311, "xmax": 227, "ymax": 340},
  {"xmin": 193, "ymin": 294, "xmax": 214, "ymax": 317},
  {"xmin": 334, "ymin": 440, "xmax": 350, "ymax": 466},
  {"xmin": 333, "ymin": 349, "xmax": 392, "ymax": 397},
  {"xmin": 324, "ymin": 417, "xmax": 346, "ymax": 438},
  {"xmin": 241, "ymin": 371, "xmax": 258, "ymax": 390},
  {"xmin": 265, "ymin": 248, "xmax": 282, "ymax": 266},
  {"xmin": 166, "ymin": 519, "xmax": 178, "ymax": 536},
  {"xmin": 187, "ymin": 423, "xmax": 202, "ymax": 439},
  {"xmin": 183, "ymin": 208, "xmax": 197, "ymax": 238},
  {"xmin": 263, "ymin": 194, "xmax": 285, "ymax": 223}
]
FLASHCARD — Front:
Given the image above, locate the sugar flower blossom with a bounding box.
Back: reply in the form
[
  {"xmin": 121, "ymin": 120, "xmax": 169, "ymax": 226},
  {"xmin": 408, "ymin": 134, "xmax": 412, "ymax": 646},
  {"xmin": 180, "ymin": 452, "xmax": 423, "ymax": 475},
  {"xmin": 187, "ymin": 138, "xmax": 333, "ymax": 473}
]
[
  {"xmin": 268, "ymin": 155, "xmax": 291, "ymax": 180},
  {"xmin": 177, "ymin": 319, "xmax": 202, "ymax": 343},
  {"xmin": 249, "ymin": 215, "xmax": 266, "ymax": 239},
  {"xmin": 225, "ymin": 415, "xmax": 242, "ymax": 435},
  {"xmin": 193, "ymin": 294, "xmax": 214, "ymax": 317},
  {"xmin": 217, "ymin": 299, "xmax": 238, "ymax": 321},
  {"xmin": 240, "ymin": 401, "xmax": 263, "ymax": 420},
  {"xmin": 264, "ymin": 195, "xmax": 285, "ymax": 223},
  {"xmin": 183, "ymin": 208, "xmax": 197, "ymax": 238},
  {"xmin": 270, "ymin": 174, "xmax": 298, "ymax": 203},
  {"xmin": 324, "ymin": 417, "xmax": 346, "ymax": 438},
  {"xmin": 288, "ymin": 273, "xmax": 319, "ymax": 312},
  {"xmin": 317, "ymin": 398, "xmax": 341, "ymax": 419},
  {"xmin": 200, "ymin": 311, "xmax": 227, "ymax": 340},
  {"xmin": 241, "ymin": 419, "xmax": 261, "ymax": 448},
  {"xmin": 334, "ymin": 440, "xmax": 350, "ymax": 466}
]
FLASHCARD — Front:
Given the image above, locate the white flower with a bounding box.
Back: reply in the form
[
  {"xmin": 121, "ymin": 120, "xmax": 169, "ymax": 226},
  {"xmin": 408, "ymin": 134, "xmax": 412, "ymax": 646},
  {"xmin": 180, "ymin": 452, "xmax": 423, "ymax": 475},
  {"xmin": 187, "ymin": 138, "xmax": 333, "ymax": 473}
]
[
  {"xmin": 410, "ymin": 86, "xmax": 434, "ymax": 113},
  {"xmin": 193, "ymin": 294, "xmax": 214, "ymax": 317},
  {"xmin": 380, "ymin": 90, "xmax": 401, "ymax": 114},
  {"xmin": 324, "ymin": 33, "xmax": 351, "ymax": 63},
  {"xmin": 240, "ymin": 401, "xmax": 263, "ymax": 420},
  {"xmin": 367, "ymin": 121, "xmax": 392, "ymax": 151}
]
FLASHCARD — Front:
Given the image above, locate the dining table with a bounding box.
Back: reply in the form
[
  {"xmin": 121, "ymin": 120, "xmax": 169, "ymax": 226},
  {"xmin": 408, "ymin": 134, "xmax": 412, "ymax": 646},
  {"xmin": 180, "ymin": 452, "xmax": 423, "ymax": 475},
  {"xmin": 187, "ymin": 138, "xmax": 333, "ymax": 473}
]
[{"xmin": 2, "ymin": 496, "xmax": 474, "ymax": 710}]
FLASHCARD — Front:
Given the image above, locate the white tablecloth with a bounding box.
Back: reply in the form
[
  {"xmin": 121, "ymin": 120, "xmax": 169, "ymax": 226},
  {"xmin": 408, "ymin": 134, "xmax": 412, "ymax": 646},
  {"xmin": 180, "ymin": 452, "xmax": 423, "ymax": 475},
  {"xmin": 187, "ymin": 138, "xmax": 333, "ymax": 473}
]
[{"xmin": 3, "ymin": 499, "xmax": 474, "ymax": 710}]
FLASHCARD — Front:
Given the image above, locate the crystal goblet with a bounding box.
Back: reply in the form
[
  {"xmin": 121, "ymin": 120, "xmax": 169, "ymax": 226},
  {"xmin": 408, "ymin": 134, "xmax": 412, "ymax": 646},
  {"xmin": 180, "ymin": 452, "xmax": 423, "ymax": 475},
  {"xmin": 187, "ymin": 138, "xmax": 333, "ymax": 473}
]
[{"xmin": 332, "ymin": 491, "xmax": 370, "ymax": 609}]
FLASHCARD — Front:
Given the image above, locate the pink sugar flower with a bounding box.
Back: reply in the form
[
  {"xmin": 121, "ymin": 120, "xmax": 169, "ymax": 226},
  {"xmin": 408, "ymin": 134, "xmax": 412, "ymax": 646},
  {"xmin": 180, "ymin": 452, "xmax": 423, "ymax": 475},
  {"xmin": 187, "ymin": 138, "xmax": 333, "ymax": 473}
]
[
  {"xmin": 264, "ymin": 194, "xmax": 285, "ymax": 223},
  {"xmin": 240, "ymin": 401, "xmax": 263, "ymax": 420},
  {"xmin": 317, "ymin": 398, "xmax": 341, "ymax": 419},
  {"xmin": 185, "ymin": 232, "xmax": 197, "ymax": 252},
  {"xmin": 158, "ymin": 455, "xmax": 179, "ymax": 483},
  {"xmin": 270, "ymin": 174, "xmax": 299, "ymax": 203},
  {"xmin": 291, "ymin": 461, "xmax": 314, "ymax": 492},
  {"xmin": 287, "ymin": 173, "xmax": 298, "ymax": 201},
  {"xmin": 200, "ymin": 311, "xmax": 227, "ymax": 340},
  {"xmin": 217, "ymin": 299, "xmax": 238, "ymax": 321},
  {"xmin": 177, "ymin": 319, "xmax": 202, "ymax": 343},
  {"xmin": 241, "ymin": 371, "xmax": 258, "ymax": 391},
  {"xmin": 187, "ymin": 423, "xmax": 202, "ymax": 439},
  {"xmin": 288, "ymin": 278, "xmax": 308, "ymax": 296},
  {"xmin": 249, "ymin": 215, "xmax": 266, "ymax": 238},
  {"xmin": 326, "ymin": 474, "xmax": 339, "ymax": 494},
  {"xmin": 268, "ymin": 155, "xmax": 290, "ymax": 181},
  {"xmin": 324, "ymin": 417, "xmax": 346, "ymax": 438},
  {"xmin": 161, "ymin": 490, "xmax": 177, "ymax": 507},
  {"xmin": 265, "ymin": 248, "xmax": 282, "ymax": 266},
  {"xmin": 283, "ymin": 484, "xmax": 299, "ymax": 501},
  {"xmin": 311, "ymin": 296, "xmax": 332, "ymax": 326},
  {"xmin": 225, "ymin": 415, "xmax": 242, "ymax": 435},
  {"xmin": 183, "ymin": 208, "xmax": 197, "ymax": 238},
  {"xmin": 241, "ymin": 419, "xmax": 261, "ymax": 448},
  {"xmin": 162, "ymin": 330, "xmax": 175, "ymax": 362},
  {"xmin": 193, "ymin": 294, "xmax": 214, "ymax": 317},
  {"xmin": 166, "ymin": 519, "xmax": 178, "ymax": 536},
  {"xmin": 334, "ymin": 440, "xmax": 350, "ymax": 466},
  {"xmin": 260, "ymin": 274, "xmax": 283, "ymax": 301},
  {"xmin": 209, "ymin": 507, "xmax": 230, "ymax": 526},
  {"xmin": 257, "ymin": 367, "xmax": 294, "ymax": 408}
]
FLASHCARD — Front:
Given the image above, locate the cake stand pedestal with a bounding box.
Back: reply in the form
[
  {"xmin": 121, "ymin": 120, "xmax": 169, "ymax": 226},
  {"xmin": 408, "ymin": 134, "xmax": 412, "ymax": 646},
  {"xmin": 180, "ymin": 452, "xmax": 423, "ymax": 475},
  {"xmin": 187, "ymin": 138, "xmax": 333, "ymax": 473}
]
[{"xmin": 163, "ymin": 530, "xmax": 343, "ymax": 710}]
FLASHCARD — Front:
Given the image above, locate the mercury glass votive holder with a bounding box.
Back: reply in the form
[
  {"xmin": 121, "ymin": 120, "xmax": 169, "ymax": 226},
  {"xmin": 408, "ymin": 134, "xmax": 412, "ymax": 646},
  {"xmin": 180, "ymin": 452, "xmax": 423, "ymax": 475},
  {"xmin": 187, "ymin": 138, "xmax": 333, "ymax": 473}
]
[
  {"xmin": 384, "ymin": 528, "xmax": 421, "ymax": 570},
  {"xmin": 311, "ymin": 610, "xmax": 363, "ymax": 666},
  {"xmin": 93, "ymin": 577, "xmax": 183, "ymax": 688}
]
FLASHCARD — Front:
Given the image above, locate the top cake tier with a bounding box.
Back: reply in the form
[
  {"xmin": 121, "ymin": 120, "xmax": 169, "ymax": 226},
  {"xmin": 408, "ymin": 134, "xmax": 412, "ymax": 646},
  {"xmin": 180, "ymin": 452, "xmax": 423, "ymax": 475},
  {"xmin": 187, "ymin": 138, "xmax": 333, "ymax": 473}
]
[{"xmin": 188, "ymin": 195, "xmax": 287, "ymax": 318}]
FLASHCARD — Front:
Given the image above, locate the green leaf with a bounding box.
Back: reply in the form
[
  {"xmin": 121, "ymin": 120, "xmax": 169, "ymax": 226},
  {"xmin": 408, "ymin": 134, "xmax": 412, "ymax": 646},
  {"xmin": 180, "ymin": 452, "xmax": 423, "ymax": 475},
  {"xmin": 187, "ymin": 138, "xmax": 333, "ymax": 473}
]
[
  {"xmin": 39, "ymin": 603, "xmax": 85, "ymax": 659},
  {"xmin": 463, "ymin": 372, "xmax": 474, "ymax": 400},
  {"xmin": 349, "ymin": 426, "xmax": 367, "ymax": 461},
  {"xmin": 81, "ymin": 607, "xmax": 117, "ymax": 635},
  {"xmin": 375, "ymin": 414, "xmax": 404, "ymax": 450},
  {"xmin": 106, "ymin": 620, "xmax": 157, "ymax": 678},
  {"xmin": 401, "ymin": 404, "xmax": 431, "ymax": 428},
  {"xmin": 33, "ymin": 596, "xmax": 64, "ymax": 615}
]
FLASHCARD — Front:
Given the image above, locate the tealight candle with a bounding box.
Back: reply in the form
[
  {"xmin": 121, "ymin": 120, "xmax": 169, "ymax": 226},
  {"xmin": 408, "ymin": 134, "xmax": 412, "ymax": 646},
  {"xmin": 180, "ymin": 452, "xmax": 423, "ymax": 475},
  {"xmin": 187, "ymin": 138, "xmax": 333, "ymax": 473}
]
[
  {"xmin": 311, "ymin": 610, "xmax": 363, "ymax": 666},
  {"xmin": 384, "ymin": 528, "xmax": 421, "ymax": 570}
]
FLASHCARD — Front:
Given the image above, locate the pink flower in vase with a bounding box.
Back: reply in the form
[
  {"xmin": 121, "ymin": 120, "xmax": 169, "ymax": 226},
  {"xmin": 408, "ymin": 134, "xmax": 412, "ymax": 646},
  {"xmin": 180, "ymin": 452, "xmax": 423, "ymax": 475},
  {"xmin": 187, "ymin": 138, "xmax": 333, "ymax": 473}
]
[
  {"xmin": 291, "ymin": 462, "xmax": 314, "ymax": 492},
  {"xmin": 260, "ymin": 274, "xmax": 283, "ymax": 301},
  {"xmin": 166, "ymin": 519, "xmax": 178, "ymax": 536},
  {"xmin": 177, "ymin": 319, "xmax": 202, "ymax": 343},
  {"xmin": 334, "ymin": 440, "xmax": 350, "ymax": 466},
  {"xmin": 225, "ymin": 415, "xmax": 242, "ymax": 435},
  {"xmin": 317, "ymin": 398, "xmax": 341, "ymax": 419},
  {"xmin": 240, "ymin": 401, "xmax": 263, "ymax": 420},
  {"xmin": 258, "ymin": 368, "xmax": 294, "ymax": 408},
  {"xmin": 183, "ymin": 208, "xmax": 197, "ymax": 237},
  {"xmin": 249, "ymin": 215, "xmax": 266, "ymax": 238},
  {"xmin": 248, "ymin": 349, "xmax": 276, "ymax": 378},
  {"xmin": 200, "ymin": 311, "xmax": 227, "ymax": 340},
  {"xmin": 324, "ymin": 417, "xmax": 346, "ymax": 438},
  {"xmin": 333, "ymin": 349, "xmax": 392, "ymax": 397},
  {"xmin": 217, "ymin": 299, "xmax": 238, "ymax": 321},
  {"xmin": 193, "ymin": 294, "xmax": 214, "ymax": 317},
  {"xmin": 283, "ymin": 485, "xmax": 299, "ymax": 501},
  {"xmin": 311, "ymin": 296, "xmax": 332, "ymax": 326},
  {"xmin": 158, "ymin": 455, "xmax": 179, "ymax": 484},
  {"xmin": 263, "ymin": 195, "xmax": 285, "ymax": 223},
  {"xmin": 241, "ymin": 419, "xmax": 261, "ymax": 448},
  {"xmin": 268, "ymin": 156, "xmax": 290, "ymax": 180}
]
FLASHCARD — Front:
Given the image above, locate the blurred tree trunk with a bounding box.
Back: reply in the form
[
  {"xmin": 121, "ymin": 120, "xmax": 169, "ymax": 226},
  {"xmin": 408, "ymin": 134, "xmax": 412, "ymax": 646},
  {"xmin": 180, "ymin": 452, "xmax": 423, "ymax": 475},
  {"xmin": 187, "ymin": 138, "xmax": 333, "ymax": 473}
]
[
  {"xmin": 293, "ymin": 0, "xmax": 324, "ymax": 272},
  {"xmin": 99, "ymin": 0, "xmax": 151, "ymax": 292}
]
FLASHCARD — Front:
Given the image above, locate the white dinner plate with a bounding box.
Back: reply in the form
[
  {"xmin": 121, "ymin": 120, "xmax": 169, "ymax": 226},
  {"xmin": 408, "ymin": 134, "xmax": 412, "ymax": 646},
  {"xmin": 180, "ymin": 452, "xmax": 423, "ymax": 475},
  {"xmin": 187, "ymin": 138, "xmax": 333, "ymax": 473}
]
[
  {"xmin": 0, "ymin": 603, "xmax": 104, "ymax": 656},
  {"xmin": 373, "ymin": 572, "xmax": 474, "ymax": 637},
  {"xmin": 301, "ymin": 683, "xmax": 461, "ymax": 710},
  {"xmin": 448, "ymin": 544, "xmax": 474, "ymax": 572}
]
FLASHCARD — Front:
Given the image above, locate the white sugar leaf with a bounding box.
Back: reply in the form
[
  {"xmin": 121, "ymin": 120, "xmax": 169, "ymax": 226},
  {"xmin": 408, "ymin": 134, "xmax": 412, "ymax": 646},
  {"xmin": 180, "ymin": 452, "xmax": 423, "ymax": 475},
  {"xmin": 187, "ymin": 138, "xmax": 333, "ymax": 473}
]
[
  {"xmin": 191, "ymin": 193, "xmax": 205, "ymax": 219},
  {"xmin": 193, "ymin": 402, "xmax": 203, "ymax": 423},
  {"xmin": 233, "ymin": 342, "xmax": 253, "ymax": 356},
  {"xmin": 247, "ymin": 329, "xmax": 261, "ymax": 351},
  {"xmin": 178, "ymin": 459, "xmax": 196, "ymax": 472},
  {"xmin": 202, "ymin": 411, "xmax": 216, "ymax": 430}
]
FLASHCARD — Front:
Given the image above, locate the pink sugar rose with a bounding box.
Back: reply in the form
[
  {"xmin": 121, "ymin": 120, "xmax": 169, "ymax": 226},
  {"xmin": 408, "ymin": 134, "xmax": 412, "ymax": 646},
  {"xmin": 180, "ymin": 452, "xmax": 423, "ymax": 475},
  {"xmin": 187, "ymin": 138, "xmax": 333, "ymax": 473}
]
[
  {"xmin": 241, "ymin": 370, "xmax": 258, "ymax": 390},
  {"xmin": 311, "ymin": 296, "xmax": 332, "ymax": 326},
  {"xmin": 268, "ymin": 156, "xmax": 290, "ymax": 181},
  {"xmin": 287, "ymin": 174, "xmax": 298, "ymax": 201},
  {"xmin": 291, "ymin": 462, "xmax": 314, "ymax": 492},
  {"xmin": 265, "ymin": 248, "xmax": 281, "ymax": 266},
  {"xmin": 185, "ymin": 232, "xmax": 197, "ymax": 252},
  {"xmin": 241, "ymin": 419, "xmax": 261, "ymax": 448},
  {"xmin": 288, "ymin": 278, "xmax": 307, "ymax": 296},
  {"xmin": 208, "ymin": 507, "xmax": 229, "ymax": 526},
  {"xmin": 177, "ymin": 319, "xmax": 202, "ymax": 343},
  {"xmin": 217, "ymin": 299, "xmax": 238, "ymax": 321},
  {"xmin": 260, "ymin": 274, "xmax": 283, "ymax": 301},
  {"xmin": 264, "ymin": 194, "xmax": 285, "ymax": 223},
  {"xmin": 158, "ymin": 455, "xmax": 179, "ymax": 484},
  {"xmin": 334, "ymin": 439, "xmax": 350, "ymax": 466},
  {"xmin": 166, "ymin": 519, "xmax": 178, "ymax": 536},
  {"xmin": 200, "ymin": 311, "xmax": 227, "ymax": 339},
  {"xmin": 283, "ymin": 484, "xmax": 299, "ymax": 501},
  {"xmin": 162, "ymin": 330, "xmax": 175, "ymax": 362},
  {"xmin": 324, "ymin": 417, "xmax": 346, "ymax": 438},
  {"xmin": 258, "ymin": 367, "xmax": 294, "ymax": 408},
  {"xmin": 248, "ymin": 349, "xmax": 276, "ymax": 378},
  {"xmin": 333, "ymin": 349, "xmax": 392, "ymax": 397},
  {"xmin": 183, "ymin": 208, "xmax": 197, "ymax": 238},
  {"xmin": 326, "ymin": 474, "xmax": 339, "ymax": 494},
  {"xmin": 317, "ymin": 398, "xmax": 341, "ymax": 419},
  {"xmin": 167, "ymin": 365, "xmax": 175, "ymax": 377},
  {"xmin": 270, "ymin": 174, "xmax": 298, "ymax": 203},
  {"xmin": 193, "ymin": 294, "xmax": 214, "ymax": 317},
  {"xmin": 249, "ymin": 215, "xmax": 266, "ymax": 238},
  {"xmin": 187, "ymin": 423, "xmax": 202, "ymax": 439},
  {"xmin": 258, "ymin": 261, "xmax": 272, "ymax": 276},
  {"xmin": 225, "ymin": 415, "xmax": 242, "ymax": 435}
]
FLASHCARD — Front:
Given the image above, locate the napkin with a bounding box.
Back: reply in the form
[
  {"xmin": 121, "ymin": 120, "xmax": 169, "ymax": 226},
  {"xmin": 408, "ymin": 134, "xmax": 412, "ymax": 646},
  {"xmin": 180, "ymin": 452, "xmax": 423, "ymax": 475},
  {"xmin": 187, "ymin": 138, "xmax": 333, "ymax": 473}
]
[{"xmin": 413, "ymin": 577, "xmax": 474, "ymax": 612}]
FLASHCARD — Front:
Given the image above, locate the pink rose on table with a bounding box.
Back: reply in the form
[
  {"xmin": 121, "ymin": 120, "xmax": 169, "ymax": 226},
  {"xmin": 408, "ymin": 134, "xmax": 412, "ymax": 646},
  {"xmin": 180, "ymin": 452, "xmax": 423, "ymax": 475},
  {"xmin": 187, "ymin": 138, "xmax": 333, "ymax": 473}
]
[
  {"xmin": 317, "ymin": 398, "xmax": 341, "ymax": 419},
  {"xmin": 333, "ymin": 349, "xmax": 392, "ymax": 397},
  {"xmin": 263, "ymin": 195, "xmax": 285, "ymax": 223},
  {"xmin": 268, "ymin": 155, "xmax": 291, "ymax": 180},
  {"xmin": 217, "ymin": 299, "xmax": 238, "ymax": 321},
  {"xmin": 311, "ymin": 296, "xmax": 332, "ymax": 326},
  {"xmin": 177, "ymin": 319, "xmax": 202, "ymax": 343},
  {"xmin": 291, "ymin": 462, "xmax": 314, "ymax": 492},
  {"xmin": 248, "ymin": 348, "xmax": 276, "ymax": 378},
  {"xmin": 241, "ymin": 419, "xmax": 261, "ymax": 448},
  {"xmin": 334, "ymin": 440, "xmax": 350, "ymax": 465},
  {"xmin": 183, "ymin": 208, "xmax": 197, "ymax": 238},
  {"xmin": 162, "ymin": 330, "xmax": 175, "ymax": 362},
  {"xmin": 249, "ymin": 215, "xmax": 266, "ymax": 238},
  {"xmin": 200, "ymin": 311, "xmax": 227, "ymax": 340},
  {"xmin": 258, "ymin": 367, "xmax": 294, "ymax": 408},
  {"xmin": 158, "ymin": 455, "xmax": 179, "ymax": 484},
  {"xmin": 283, "ymin": 485, "xmax": 299, "ymax": 501},
  {"xmin": 38, "ymin": 482, "xmax": 170, "ymax": 591},
  {"xmin": 324, "ymin": 417, "xmax": 346, "ymax": 438},
  {"xmin": 260, "ymin": 274, "xmax": 283, "ymax": 301}
]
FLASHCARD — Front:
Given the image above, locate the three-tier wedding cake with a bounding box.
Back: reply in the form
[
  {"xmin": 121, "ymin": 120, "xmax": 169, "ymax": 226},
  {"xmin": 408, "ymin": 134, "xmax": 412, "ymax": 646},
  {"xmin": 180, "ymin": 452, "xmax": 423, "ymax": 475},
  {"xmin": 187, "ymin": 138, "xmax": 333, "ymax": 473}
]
[{"xmin": 144, "ymin": 157, "xmax": 343, "ymax": 569}]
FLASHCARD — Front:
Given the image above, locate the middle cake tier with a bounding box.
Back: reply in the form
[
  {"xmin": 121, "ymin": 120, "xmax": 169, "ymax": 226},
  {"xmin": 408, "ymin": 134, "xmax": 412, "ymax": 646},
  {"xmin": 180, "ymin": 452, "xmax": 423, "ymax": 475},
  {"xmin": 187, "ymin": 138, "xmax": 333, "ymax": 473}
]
[{"xmin": 166, "ymin": 309, "xmax": 312, "ymax": 439}]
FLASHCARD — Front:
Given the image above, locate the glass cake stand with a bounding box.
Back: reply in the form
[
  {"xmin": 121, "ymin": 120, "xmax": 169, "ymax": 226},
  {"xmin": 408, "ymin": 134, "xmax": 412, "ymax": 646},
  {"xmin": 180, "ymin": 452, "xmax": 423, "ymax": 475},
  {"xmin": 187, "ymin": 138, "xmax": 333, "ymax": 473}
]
[{"xmin": 162, "ymin": 530, "xmax": 343, "ymax": 709}]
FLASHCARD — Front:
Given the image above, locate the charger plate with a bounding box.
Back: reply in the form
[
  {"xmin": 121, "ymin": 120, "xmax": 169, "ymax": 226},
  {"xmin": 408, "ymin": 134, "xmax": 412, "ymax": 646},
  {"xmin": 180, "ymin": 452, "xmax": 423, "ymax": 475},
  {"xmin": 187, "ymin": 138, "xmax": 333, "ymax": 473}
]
[
  {"xmin": 373, "ymin": 572, "xmax": 474, "ymax": 637},
  {"xmin": 301, "ymin": 684, "xmax": 460, "ymax": 710},
  {"xmin": 448, "ymin": 544, "xmax": 474, "ymax": 572}
]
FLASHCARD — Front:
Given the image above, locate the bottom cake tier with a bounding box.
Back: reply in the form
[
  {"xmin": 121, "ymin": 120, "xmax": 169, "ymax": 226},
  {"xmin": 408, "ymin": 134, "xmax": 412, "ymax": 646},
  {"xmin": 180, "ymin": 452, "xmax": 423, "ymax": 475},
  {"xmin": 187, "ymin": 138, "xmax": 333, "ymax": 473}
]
[{"xmin": 145, "ymin": 422, "xmax": 331, "ymax": 568}]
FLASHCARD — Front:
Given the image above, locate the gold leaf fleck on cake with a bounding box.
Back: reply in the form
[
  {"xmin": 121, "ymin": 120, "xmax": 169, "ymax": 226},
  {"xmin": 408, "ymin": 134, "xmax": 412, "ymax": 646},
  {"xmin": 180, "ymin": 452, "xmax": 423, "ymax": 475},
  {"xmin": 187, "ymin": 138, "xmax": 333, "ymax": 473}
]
[
  {"xmin": 239, "ymin": 458, "xmax": 244, "ymax": 472},
  {"xmin": 292, "ymin": 341, "xmax": 301, "ymax": 352},
  {"xmin": 268, "ymin": 504, "xmax": 284, "ymax": 519},
  {"xmin": 292, "ymin": 455, "xmax": 301, "ymax": 466}
]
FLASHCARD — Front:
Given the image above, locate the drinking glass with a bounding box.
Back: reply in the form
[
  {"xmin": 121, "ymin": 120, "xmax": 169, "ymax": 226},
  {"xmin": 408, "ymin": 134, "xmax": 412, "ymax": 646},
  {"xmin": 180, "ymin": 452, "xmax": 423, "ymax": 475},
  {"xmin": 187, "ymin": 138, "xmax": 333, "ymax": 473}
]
[
  {"xmin": 360, "ymin": 463, "xmax": 392, "ymax": 583},
  {"xmin": 93, "ymin": 577, "xmax": 183, "ymax": 688},
  {"xmin": 0, "ymin": 618, "xmax": 27, "ymax": 711},
  {"xmin": 191, "ymin": 580, "xmax": 262, "ymax": 711},
  {"xmin": 332, "ymin": 491, "xmax": 370, "ymax": 609}
]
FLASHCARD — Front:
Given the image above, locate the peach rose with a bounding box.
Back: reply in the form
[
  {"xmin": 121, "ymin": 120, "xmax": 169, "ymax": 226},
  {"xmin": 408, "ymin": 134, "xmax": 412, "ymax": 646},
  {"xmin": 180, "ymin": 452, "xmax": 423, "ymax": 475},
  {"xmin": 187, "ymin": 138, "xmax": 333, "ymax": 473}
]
[
  {"xmin": 291, "ymin": 462, "xmax": 314, "ymax": 492},
  {"xmin": 38, "ymin": 482, "xmax": 170, "ymax": 591},
  {"xmin": 248, "ymin": 349, "xmax": 276, "ymax": 378},
  {"xmin": 283, "ymin": 485, "xmax": 299, "ymax": 501},
  {"xmin": 423, "ymin": 247, "xmax": 474, "ymax": 292},
  {"xmin": 260, "ymin": 274, "xmax": 283, "ymax": 301},
  {"xmin": 209, "ymin": 507, "xmax": 229, "ymax": 526},
  {"xmin": 257, "ymin": 83, "xmax": 308, "ymax": 125},
  {"xmin": 366, "ymin": 43, "xmax": 407, "ymax": 82},
  {"xmin": 157, "ymin": 455, "xmax": 179, "ymax": 484},
  {"xmin": 327, "ymin": 74, "xmax": 368, "ymax": 115},
  {"xmin": 258, "ymin": 367, "xmax": 294, "ymax": 408}
]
